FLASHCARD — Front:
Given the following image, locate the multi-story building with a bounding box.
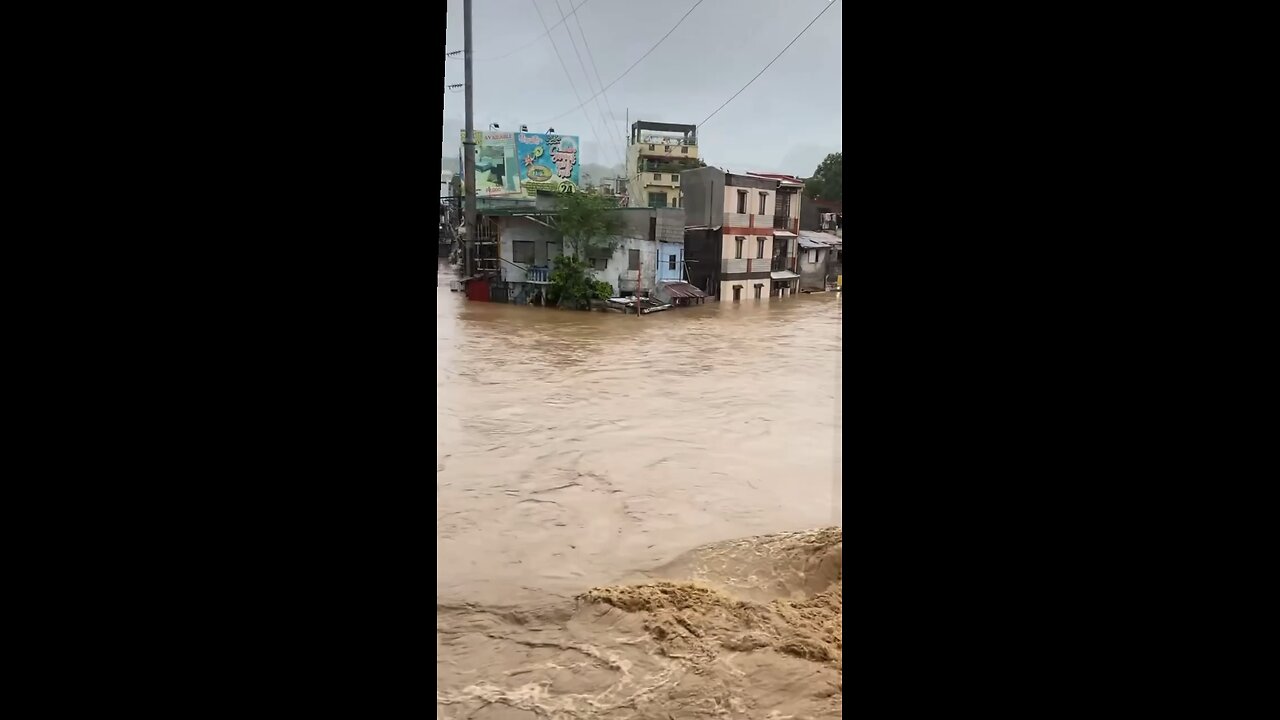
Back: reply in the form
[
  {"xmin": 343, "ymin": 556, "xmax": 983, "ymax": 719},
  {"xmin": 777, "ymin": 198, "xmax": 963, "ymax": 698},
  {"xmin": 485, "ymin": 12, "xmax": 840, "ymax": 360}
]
[
  {"xmin": 626, "ymin": 121, "xmax": 699, "ymax": 209},
  {"xmin": 681, "ymin": 168, "xmax": 804, "ymax": 300}
]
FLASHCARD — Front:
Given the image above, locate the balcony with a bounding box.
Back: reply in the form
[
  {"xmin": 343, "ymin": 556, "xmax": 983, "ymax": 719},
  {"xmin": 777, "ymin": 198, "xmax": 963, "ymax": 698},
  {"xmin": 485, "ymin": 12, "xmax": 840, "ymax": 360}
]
[
  {"xmin": 721, "ymin": 258, "xmax": 773, "ymax": 274},
  {"xmin": 503, "ymin": 261, "xmax": 552, "ymax": 283},
  {"xmin": 638, "ymin": 142, "xmax": 698, "ymax": 160},
  {"xmin": 772, "ymin": 215, "xmax": 794, "ymax": 230},
  {"xmin": 771, "ymin": 256, "xmax": 795, "ymax": 272}
]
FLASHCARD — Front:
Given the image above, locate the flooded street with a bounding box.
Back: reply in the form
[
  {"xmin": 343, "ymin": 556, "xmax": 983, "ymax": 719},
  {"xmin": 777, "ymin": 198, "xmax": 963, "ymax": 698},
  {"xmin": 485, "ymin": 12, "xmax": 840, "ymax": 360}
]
[{"xmin": 437, "ymin": 261, "xmax": 842, "ymax": 718}]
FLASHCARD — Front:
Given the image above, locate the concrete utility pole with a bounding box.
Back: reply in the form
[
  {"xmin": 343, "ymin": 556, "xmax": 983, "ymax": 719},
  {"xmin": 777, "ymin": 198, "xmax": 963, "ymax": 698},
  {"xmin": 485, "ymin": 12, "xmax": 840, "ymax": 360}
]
[{"xmin": 462, "ymin": 0, "xmax": 478, "ymax": 278}]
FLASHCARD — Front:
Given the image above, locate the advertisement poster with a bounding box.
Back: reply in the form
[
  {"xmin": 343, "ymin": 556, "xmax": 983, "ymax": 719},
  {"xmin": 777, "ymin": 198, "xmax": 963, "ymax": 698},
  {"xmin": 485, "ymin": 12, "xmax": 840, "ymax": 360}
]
[
  {"xmin": 461, "ymin": 131, "xmax": 580, "ymax": 197},
  {"xmin": 461, "ymin": 131, "xmax": 519, "ymax": 196},
  {"xmin": 515, "ymin": 133, "xmax": 580, "ymax": 195}
]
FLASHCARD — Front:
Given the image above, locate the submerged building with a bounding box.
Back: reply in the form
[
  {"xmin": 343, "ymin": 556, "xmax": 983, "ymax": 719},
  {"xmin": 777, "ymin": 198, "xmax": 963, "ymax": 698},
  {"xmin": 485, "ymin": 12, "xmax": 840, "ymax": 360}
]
[{"xmin": 679, "ymin": 168, "xmax": 804, "ymax": 301}]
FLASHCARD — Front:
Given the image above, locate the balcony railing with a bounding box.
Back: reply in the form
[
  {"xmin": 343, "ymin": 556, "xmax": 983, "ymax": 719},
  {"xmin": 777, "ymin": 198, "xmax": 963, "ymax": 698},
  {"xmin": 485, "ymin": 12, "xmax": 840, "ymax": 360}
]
[
  {"xmin": 721, "ymin": 258, "xmax": 776, "ymax": 274},
  {"xmin": 772, "ymin": 215, "xmax": 793, "ymax": 230},
  {"xmin": 527, "ymin": 266, "xmax": 549, "ymax": 282},
  {"xmin": 771, "ymin": 256, "xmax": 794, "ymax": 272}
]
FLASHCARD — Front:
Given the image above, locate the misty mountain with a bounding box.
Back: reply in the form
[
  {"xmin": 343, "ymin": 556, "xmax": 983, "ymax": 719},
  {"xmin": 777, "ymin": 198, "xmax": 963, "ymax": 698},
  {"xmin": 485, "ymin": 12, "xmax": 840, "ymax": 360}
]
[{"xmin": 581, "ymin": 163, "xmax": 625, "ymax": 181}]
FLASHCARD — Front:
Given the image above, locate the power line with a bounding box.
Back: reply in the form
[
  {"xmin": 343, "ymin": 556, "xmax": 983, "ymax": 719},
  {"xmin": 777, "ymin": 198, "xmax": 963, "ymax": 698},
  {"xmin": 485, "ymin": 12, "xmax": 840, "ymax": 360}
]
[
  {"xmin": 530, "ymin": 0, "xmax": 621, "ymax": 170},
  {"xmin": 449, "ymin": 0, "xmax": 594, "ymax": 63},
  {"xmin": 554, "ymin": 0, "xmax": 626, "ymax": 168},
  {"xmin": 534, "ymin": 0, "xmax": 707, "ymax": 126},
  {"xmin": 569, "ymin": 3, "xmax": 627, "ymax": 167},
  {"xmin": 698, "ymin": 0, "xmax": 839, "ymax": 129}
]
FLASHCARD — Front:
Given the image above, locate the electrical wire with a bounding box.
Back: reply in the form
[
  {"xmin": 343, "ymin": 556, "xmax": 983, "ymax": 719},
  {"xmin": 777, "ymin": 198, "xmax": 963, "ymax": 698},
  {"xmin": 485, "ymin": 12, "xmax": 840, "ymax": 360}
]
[
  {"xmin": 449, "ymin": 0, "xmax": 594, "ymax": 62},
  {"xmin": 554, "ymin": 0, "xmax": 627, "ymax": 168},
  {"xmin": 529, "ymin": 0, "xmax": 622, "ymax": 170},
  {"xmin": 698, "ymin": 0, "xmax": 839, "ymax": 129},
  {"xmin": 568, "ymin": 2, "xmax": 627, "ymax": 168},
  {"xmin": 534, "ymin": 0, "xmax": 707, "ymax": 126}
]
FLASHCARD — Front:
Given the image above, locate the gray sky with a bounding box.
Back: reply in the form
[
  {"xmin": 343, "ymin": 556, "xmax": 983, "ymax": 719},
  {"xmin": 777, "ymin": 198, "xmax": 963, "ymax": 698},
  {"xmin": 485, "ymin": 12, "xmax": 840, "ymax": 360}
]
[{"xmin": 443, "ymin": 0, "xmax": 842, "ymax": 177}]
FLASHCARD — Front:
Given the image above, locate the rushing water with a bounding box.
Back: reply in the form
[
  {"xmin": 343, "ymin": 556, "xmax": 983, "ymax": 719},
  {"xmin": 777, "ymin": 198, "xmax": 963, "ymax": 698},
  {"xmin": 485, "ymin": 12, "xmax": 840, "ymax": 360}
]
[{"xmin": 436, "ymin": 261, "xmax": 842, "ymax": 718}]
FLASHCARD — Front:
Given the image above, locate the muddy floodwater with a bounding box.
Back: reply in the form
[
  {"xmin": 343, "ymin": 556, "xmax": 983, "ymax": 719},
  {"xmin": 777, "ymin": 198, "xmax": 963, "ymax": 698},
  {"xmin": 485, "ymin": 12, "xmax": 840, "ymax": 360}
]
[{"xmin": 437, "ymin": 261, "xmax": 842, "ymax": 718}]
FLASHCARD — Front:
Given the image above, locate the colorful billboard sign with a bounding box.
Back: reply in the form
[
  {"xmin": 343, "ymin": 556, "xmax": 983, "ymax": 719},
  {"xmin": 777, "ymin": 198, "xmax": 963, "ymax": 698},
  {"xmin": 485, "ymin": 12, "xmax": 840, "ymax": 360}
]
[{"xmin": 461, "ymin": 131, "xmax": 580, "ymax": 197}]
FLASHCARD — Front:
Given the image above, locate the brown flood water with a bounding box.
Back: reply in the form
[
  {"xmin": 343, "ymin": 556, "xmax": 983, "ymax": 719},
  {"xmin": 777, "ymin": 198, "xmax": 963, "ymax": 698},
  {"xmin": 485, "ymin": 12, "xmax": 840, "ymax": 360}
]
[{"xmin": 437, "ymin": 261, "xmax": 842, "ymax": 718}]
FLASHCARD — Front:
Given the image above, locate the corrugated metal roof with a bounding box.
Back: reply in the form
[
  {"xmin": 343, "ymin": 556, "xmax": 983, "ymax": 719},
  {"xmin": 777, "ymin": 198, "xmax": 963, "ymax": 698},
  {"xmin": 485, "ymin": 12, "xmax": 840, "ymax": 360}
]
[
  {"xmin": 797, "ymin": 236, "xmax": 830, "ymax": 248},
  {"xmin": 770, "ymin": 270, "xmax": 800, "ymax": 280},
  {"xmin": 774, "ymin": 230, "xmax": 797, "ymax": 237},
  {"xmin": 660, "ymin": 281, "xmax": 708, "ymax": 298},
  {"xmin": 797, "ymin": 231, "xmax": 841, "ymax": 246}
]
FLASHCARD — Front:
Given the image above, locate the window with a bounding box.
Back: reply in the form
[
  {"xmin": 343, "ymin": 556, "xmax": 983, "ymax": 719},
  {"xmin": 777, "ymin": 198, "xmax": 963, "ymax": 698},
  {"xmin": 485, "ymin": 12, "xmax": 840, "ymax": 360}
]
[
  {"xmin": 653, "ymin": 173, "xmax": 661, "ymax": 180},
  {"xmin": 736, "ymin": 190, "xmax": 747, "ymax": 214},
  {"xmin": 681, "ymin": 146, "xmax": 688, "ymax": 154},
  {"xmin": 735, "ymin": 237, "xmax": 744, "ymax": 259},
  {"xmin": 648, "ymin": 144, "xmax": 655, "ymax": 150},
  {"xmin": 756, "ymin": 237, "xmax": 765, "ymax": 259},
  {"xmin": 669, "ymin": 254, "xmax": 677, "ymax": 271},
  {"xmin": 591, "ymin": 257, "xmax": 607, "ymax": 270},
  {"xmin": 650, "ymin": 192, "xmax": 668, "ymax": 208},
  {"xmin": 664, "ymin": 145, "xmax": 671, "ymax": 153},
  {"xmin": 758, "ymin": 192, "xmax": 767, "ymax": 215},
  {"xmin": 513, "ymin": 240, "xmax": 535, "ymax": 264},
  {"xmin": 733, "ymin": 285, "xmax": 742, "ymax": 302},
  {"xmin": 754, "ymin": 284, "xmax": 763, "ymax": 300},
  {"xmin": 672, "ymin": 175, "xmax": 678, "ymax": 184},
  {"xmin": 628, "ymin": 249, "xmax": 641, "ymax": 271},
  {"xmin": 649, "ymin": 217, "xmax": 657, "ymax": 242},
  {"xmin": 808, "ymin": 249, "xmax": 818, "ymax": 264}
]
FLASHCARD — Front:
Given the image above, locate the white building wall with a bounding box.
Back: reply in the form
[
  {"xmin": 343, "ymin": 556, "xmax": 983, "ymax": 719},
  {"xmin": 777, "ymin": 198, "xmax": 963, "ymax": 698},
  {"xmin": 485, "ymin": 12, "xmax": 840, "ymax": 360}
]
[
  {"xmin": 498, "ymin": 219, "xmax": 560, "ymax": 283},
  {"xmin": 589, "ymin": 236, "xmax": 661, "ymax": 296}
]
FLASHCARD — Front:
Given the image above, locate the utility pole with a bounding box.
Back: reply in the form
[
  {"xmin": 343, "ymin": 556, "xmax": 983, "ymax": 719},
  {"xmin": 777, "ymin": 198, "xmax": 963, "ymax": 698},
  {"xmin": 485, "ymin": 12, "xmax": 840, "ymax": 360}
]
[{"xmin": 462, "ymin": 0, "xmax": 477, "ymax": 279}]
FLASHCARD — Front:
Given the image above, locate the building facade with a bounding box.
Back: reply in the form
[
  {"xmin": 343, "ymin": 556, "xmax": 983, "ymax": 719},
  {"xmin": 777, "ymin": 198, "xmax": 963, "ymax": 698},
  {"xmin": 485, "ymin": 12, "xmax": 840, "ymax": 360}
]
[
  {"xmin": 484, "ymin": 206, "xmax": 684, "ymax": 304},
  {"xmin": 796, "ymin": 231, "xmax": 841, "ymax": 291},
  {"xmin": 626, "ymin": 121, "xmax": 699, "ymax": 209},
  {"xmin": 681, "ymin": 168, "xmax": 804, "ymax": 301}
]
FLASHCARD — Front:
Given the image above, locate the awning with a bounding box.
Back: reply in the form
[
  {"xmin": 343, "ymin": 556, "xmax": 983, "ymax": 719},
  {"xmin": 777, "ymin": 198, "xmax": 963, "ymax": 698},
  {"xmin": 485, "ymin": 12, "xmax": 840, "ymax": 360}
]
[
  {"xmin": 770, "ymin": 271, "xmax": 800, "ymax": 280},
  {"xmin": 659, "ymin": 281, "xmax": 707, "ymax": 298},
  {"xmin": 774, "ymin": 230, "xmax": 797, "ymax": 237}
]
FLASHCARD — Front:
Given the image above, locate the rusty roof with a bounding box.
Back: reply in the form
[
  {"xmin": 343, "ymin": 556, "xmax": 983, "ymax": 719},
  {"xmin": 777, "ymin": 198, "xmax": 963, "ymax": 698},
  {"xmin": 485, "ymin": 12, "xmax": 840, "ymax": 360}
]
[{"xmin": 660, "ymin": 281, "xmax": 708, "ymax": 298}]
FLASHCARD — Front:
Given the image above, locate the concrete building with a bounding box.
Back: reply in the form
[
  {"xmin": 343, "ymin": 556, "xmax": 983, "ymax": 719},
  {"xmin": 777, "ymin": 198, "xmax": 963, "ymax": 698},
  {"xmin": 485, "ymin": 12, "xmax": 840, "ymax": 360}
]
[
  {"xmin": 681, "ymin": 168, "xmax": 805, "ymax": 301},
  {"xmin": 476, "ymin": 206, "xmax": 686, "ymax": 304},
  {"xmin": 626, "ymin": 121, "xmax": 699, "ymax": 209},
  {"xmin": 801, "ymin": 197, "xmax": 841, "ymax": 232},
  {"xmin": 796, "ymin": 230, "xmax": 841, "ymax": 291}
]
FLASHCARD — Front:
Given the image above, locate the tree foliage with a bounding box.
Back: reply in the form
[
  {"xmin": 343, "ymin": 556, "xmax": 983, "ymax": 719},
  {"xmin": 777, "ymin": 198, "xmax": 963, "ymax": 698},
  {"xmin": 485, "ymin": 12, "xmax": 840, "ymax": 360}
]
[
  {"xmin": 555, "ymin": 192, "xmax": 624, "ymax": 259},
  {"xmin": 546, "ymin": 194, "xmax": 625, "ymax": 309},
  {"xmin": 547, "ymin": 256, "xmax": 614, "ymax": 309},
  {"xmin": 805, "ymin": 152, "xmax": 841, "ymax": 200}
]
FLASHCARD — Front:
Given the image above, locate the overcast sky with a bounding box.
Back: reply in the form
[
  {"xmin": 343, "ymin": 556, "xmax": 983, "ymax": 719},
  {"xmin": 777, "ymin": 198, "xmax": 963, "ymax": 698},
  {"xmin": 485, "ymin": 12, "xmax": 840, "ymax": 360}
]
[{"xmin": 442, "ymin": 0, "xmax": 842, "ymax": 177}]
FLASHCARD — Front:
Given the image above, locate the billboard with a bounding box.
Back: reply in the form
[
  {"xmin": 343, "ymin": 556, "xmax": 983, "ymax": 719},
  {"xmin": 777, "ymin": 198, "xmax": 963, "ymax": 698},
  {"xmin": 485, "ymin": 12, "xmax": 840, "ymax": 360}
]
[{"xmin": 461, "ymin": 131, "xmax": 580, "ymax": 197}]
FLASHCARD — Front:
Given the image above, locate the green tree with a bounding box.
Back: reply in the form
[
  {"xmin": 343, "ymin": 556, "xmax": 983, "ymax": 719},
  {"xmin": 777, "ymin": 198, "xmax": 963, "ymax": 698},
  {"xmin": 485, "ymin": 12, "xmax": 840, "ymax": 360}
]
[
  {"xmin": 547, "ymin": 193, "xmax": 625, "ymax": 309},
  {"xmin": 555, "ymin": 192, "xmax": 624, "ymax": 259},
  {"xmin": 547, "ymin": 256, "xmax": 614, "ymax": 309},
  {"xmin": 805, "ymin": 153, "xmax": 841, "ymax": 200}
]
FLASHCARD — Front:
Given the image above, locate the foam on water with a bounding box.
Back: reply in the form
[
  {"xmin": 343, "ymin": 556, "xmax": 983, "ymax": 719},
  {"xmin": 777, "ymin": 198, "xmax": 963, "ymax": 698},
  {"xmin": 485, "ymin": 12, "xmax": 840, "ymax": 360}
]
[{"xmin": 436, "ymin": 528, "xmax": 842, "ymax": 719}]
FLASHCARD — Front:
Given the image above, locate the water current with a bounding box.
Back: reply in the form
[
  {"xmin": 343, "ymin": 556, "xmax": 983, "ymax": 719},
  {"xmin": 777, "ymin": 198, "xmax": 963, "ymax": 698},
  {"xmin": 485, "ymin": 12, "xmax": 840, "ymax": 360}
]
[{"xmin": 436, "ymin": 261, "xmax": 842, "ymax": 718}]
